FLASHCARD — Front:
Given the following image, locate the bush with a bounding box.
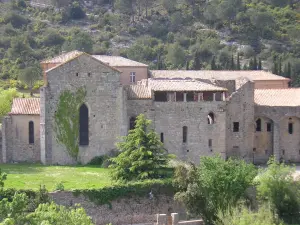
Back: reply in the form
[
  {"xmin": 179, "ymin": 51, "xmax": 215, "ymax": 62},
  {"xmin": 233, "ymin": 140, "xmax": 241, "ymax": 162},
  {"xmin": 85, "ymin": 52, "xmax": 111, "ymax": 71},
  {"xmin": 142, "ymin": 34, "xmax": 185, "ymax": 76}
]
[
  {"xmin": 217, "ymin": 203, "xmax": 286, "ymax": 225},
  {"xmin": 54, "ymin": 182, "xmax": 65, "ymax": 191},
  {"xmin": 87, "ymin": 155, "xmax": 109, "ymax": 166},
  {"xmin": 255, "ymin": 157, "xmax": 300, "ymax": 224},
  {"xmin": 72, "ymin": 179, "xmax": 174, "ymax": 205},
  {"xmin": 174, "ymin": 156, "xmax": 257, "ymax": 224}
]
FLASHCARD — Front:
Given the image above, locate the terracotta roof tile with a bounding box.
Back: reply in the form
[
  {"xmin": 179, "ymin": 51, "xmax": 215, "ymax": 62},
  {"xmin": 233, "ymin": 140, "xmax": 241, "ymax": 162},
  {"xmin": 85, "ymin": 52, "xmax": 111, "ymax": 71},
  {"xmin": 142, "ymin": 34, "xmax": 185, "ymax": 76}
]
[
  {"xmin": 41, "ymin": 50, "xmax": 83, "ymax": 64},
  {"xmin": 255, "ymin": 89, "xmax": 300, "ymax": 106},
  {"xmin": 148, "ymin": 79, "xmax": 227, "ymax": 92},
  {"xmin": 92, "ymin": 55, "xmax": 148, "ymax": 67},
  {"xmin": 151, "ymin": 70, "xmax": 290, "ymax": 81},
  {"xmin": 127, "ymin": 85, "xmax": 151, "ymax": 100},
  {"xmin": 10, "ymin": 98, "xmax": 40, "ymax": 115}
]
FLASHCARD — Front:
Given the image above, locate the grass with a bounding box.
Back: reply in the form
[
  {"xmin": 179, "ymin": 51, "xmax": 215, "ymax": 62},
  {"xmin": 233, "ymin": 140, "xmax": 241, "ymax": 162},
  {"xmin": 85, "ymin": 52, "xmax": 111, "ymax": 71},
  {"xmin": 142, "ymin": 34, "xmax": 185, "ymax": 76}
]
[{"xmin": 0, "ymin": 164, "xmax": 112, "ymax": 191}]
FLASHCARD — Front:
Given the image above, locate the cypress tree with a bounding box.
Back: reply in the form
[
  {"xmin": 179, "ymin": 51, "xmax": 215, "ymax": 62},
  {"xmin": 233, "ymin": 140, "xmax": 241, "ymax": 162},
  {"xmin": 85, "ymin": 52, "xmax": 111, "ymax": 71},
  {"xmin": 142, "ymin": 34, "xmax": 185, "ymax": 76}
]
[
  {"xmin": 211, "ymin": 56, "xmax": 217, "ymax": 70},
  {"xmin": 287, "ymin": 62, "xmax": 292, "ymax": 79},
  {"xmin": 249, "ymin": 59, "xmax": 254, "ymax": 70},
  {"xmin": 193, "ymin": 51, "xmax": 201, "ymax": 70},
  {"xmin": 258, "ymin": 58, "xmax": 262, "ymax": 70},
  {"xmin": 230, "ymin": 54, "xmax": 235, "ymax": 70},
  {"xmin": 278, "ymin": 57, "xmax": 282, "ymax": 76},
  {"xmin": 253, "ymin": 57, "xmax": 257, "ymax": 70},
  {"xmin": 186, "ymin": 60, "xmax": 190, "ymax": 70},
  {"xmin": 237, "ymin": 53, "xmax": 241, "ymax": 70}
]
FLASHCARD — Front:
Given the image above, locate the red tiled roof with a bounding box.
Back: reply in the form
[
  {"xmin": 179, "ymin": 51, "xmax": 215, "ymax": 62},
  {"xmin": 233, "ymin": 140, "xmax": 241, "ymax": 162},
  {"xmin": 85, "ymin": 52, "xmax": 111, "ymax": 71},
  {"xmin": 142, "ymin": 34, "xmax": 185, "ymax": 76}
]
[
  {"xmin": 10, "ymin": 98, "xmax": 40, "ymax": 115},
  {"xmin": 41, "ymin": 50, "xmax": 83, "ymax": 64},
  {"xmin": 255, "ymin": 89, "xmax": 300, "ymax": 107},
  {"xmin": 127, "ymin": 85, "xmax": 151, "ymax": 99}
]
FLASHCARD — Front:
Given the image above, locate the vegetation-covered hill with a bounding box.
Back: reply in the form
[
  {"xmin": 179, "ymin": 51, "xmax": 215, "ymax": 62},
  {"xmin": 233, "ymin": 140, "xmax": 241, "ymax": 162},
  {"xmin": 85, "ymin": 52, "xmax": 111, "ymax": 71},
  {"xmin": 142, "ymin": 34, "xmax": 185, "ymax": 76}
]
[{"xmin": 0, "ymin": 0, "xmax": 300, "ymax": 87}]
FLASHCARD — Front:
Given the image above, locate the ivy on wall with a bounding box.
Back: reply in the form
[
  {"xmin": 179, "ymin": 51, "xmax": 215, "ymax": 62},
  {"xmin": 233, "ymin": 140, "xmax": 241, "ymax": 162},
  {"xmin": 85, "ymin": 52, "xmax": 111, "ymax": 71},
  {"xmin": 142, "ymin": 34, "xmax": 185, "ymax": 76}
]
[{"xmin": 54, "ymin": 87, "xmax": 86, "ymax": 160}]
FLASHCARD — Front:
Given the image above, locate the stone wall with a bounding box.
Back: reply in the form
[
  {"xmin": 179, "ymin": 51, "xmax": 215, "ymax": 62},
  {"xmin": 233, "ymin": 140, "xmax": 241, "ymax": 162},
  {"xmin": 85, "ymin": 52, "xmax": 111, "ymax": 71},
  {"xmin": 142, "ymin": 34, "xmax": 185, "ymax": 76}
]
[
  {"xmin": 127, "ymin": 99, "xmax": 227, "ymax": 164},
  {"xmin": 226, "ymin": 78, "xmax": 255, "ymax": 162},
  {"xmin": 50, "ymin": 192, "xmax": 185, "ymax": 225},
  {"xmin": 44, "ymin": 54, "xmax": 124, "ymax": 165},
  {"xmin": 255, "ymin": 105, "xmax": 300, "ymax": 163},
  {"xmin": 1, "ymin": 115, "xmax": 40, "ymax": 163}
]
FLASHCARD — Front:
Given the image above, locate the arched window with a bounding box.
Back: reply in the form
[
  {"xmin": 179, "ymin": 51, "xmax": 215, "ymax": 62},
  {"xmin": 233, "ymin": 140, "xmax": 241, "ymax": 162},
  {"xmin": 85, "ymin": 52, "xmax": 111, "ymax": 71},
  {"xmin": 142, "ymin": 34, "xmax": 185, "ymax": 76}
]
[
  {"xmin": 183, "ymin": 126, "xmax": 188, "ymax": 143},
  {"xmin": 129, "ymin": 116, "xmax": 136, "ymax": 130},
  {"xmin": 29, "ymin": 121, "xmax": 34, "ymax": 144},
  {"xmin": 256, "ymin": 118, "xmax": 261, "ymax": 132},
  {"xmin": 79, "ymin": 104, "xmax": 89, "ymax": 146},
  {"xmin": 208, "ymin": 112, "xmax": 215, "ymax": 124}
]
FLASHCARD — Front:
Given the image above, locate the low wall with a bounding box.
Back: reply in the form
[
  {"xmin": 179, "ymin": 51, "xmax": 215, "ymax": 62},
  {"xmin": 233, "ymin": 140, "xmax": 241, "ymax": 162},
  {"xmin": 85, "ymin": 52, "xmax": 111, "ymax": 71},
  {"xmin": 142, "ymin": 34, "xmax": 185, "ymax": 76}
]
[{"xmin": 50, "ymin": 191, "xmax": 185, "ymax": 225}]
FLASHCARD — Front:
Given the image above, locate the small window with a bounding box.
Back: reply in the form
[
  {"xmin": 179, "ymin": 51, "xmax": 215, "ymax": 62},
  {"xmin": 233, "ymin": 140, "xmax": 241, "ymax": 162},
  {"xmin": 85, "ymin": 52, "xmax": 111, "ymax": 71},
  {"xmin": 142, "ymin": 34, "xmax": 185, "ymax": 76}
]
[
  {"xmin": 129, "ymin": 117, "xmax": 136, "ymax": 130},
  {"xmin": 183, "ymin": 126, "xmax": 187, "ymax": 143},
  {"xmin": 288, "ymin": 123, "xmax": 293, "ymax": 134},
  {"xmin": 88, "ymin": 72, "xmax": 91, "ymax": 77},
  {"xmin": 76, "ymin": 73, "xmax": 79, "ymax": 76},
  {"xmin": 130, "ymin": 72, "xmax": 136, "ymax": 83},
  {"xmin": 29, "ymin": 121, "xmax": 34, "ymax": 144},
  {"xmin": 282, "ymin": 150, "xmax": 285, "ymax": 155},
  {"xmin": 208, "ymin": 112, "xmax": 215, "ymax": 124},
  {"xmin": 233, "ymin": 122, "xmax": 239, "ymax": 132},
  {"xmin": 267, "ymin": 123, "xmax": 272, "ymax": 132},
  {"xmin": 160, "ymin": 133, "xmax": 164, "ymax": 143},
  {"xmin": 256, "ymin": 119, "xmax": 261, "ymax": 132},
  {"xmin": 208, "ymin": 139, "xmax": 212, "ymax": 148}
]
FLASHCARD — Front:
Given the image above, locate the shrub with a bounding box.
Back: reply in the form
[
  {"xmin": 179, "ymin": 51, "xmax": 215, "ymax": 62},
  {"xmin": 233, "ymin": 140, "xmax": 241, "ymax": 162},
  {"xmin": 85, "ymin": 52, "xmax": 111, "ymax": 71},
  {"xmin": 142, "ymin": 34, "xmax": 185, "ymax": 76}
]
[
  {"xmin": 54, "ymin": 182, "xmax": 65, "ymax": 191},
  {"xmin": 255, "ymin": 157, "xmax": 300, "ymax": 224},
  {"xmin": 87, "ymin": 155, "xmax": 109, "ymax": 166},
  {"xmin": 174, "ymin": 156, "xmax": 257, "ymax": 224}
]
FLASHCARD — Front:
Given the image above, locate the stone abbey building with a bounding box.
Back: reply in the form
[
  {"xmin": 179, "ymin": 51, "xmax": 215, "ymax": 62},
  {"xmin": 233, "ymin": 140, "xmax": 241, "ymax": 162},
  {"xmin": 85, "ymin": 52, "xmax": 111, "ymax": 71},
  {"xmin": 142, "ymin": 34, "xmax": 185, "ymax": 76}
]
[{"xmin": 1, "ymin": 50, "xmax": 298, "ymax": 165}]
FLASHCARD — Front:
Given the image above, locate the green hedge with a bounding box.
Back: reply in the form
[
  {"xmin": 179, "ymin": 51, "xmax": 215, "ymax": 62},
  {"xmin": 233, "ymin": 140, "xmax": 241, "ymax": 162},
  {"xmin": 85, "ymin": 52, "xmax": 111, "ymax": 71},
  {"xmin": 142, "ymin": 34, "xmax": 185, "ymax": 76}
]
[
  {"xmin": 0, "ymin": 188, "xmax": 37, "ymax": 201},
  {"xmin": 72, "ymin": 179, "xmax": 175, "ymax": 206}
]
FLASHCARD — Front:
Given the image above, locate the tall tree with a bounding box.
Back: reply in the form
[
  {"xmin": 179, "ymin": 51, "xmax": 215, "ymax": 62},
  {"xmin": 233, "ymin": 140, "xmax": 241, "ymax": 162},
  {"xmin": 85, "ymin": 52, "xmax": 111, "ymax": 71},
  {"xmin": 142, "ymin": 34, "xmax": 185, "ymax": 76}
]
[
  {"xmin": 211, "ymin": 56, "xmax": 217, "ymax": 70},
  {"xmin": 253, "ymin": 57, "xmax": 258, "ymax": 70},
  {"xmin": 230, "ymin": 54, "xmax": 235, "ymax": 70},
  {"xmin": 236, "ymin": 53, "xmax": 241, "ymax": 70},
  {"xmin": 18, "ymin": 66, "xmax": 41, "ymax": 96},
  {"xmin": 110, "ymin": 114, "xmax": 172, "ymax": 181},
  {"xmin": 258, "ymin": 58, "xmax": 262, "ymax": 70},
  {"xmin": 193, "ymin": 51, "xmax": 201, "ymax": 70}
]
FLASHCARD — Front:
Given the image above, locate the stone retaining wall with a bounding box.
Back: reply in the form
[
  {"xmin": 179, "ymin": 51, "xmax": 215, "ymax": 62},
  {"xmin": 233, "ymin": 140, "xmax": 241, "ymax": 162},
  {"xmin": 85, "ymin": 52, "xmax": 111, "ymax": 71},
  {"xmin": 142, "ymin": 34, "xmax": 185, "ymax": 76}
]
[{"xmin": 50, "ymin": 191, "xmax": 185, "ymax": 225}]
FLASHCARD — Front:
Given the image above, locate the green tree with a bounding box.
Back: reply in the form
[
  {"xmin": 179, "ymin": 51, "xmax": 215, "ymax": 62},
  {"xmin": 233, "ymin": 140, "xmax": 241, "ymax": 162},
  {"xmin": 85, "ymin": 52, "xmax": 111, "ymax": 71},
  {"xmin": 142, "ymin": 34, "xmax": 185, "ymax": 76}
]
[
  {"xmin": 255, "ymin": 157, "xmax": 300, "ymax": 224},
  {"xmin": 0, "ymin": 88, "xmax": 18, "ymax": 120},
  {"xmin": 166, "ymin": 42, "xmax": 186, "ymax": 69},
  {"xmin": 174, "ymin": 156, "xmax": 257, "ymax": 224},
  {"xmin": 258, "ymin": 58, "xmax": 262, "ymax": 70},
  {"xmin": 211, "ymin": 56, "xmax": 217, "ymax": 70},
  {"xmin": 0, "ymin": 169, "xmax": 7, "ymax": 189},
  {"xmin": 69, "ymin": 1, "xmax": 86, "ymax": 19},
  {"xmin": 236, "ymin": 53, "xmax": 241, "ymax": 70},
  {"xmin": 18, "ymin": 66, "xmax": 42, "ymax": 96},
  {"xmin": 110, "ymin": 114, "xmax": 172, "ymax": 181},
  {"xmin": 63, "ymin": 30, "xmax": 93, "ymax": 53}
]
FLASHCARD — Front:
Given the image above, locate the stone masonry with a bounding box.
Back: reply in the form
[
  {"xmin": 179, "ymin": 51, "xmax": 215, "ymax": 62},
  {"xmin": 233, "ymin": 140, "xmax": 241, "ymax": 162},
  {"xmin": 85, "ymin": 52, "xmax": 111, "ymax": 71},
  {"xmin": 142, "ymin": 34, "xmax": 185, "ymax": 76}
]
[{"xmin": 1, "ymin": 51, "xmax": 299, "ymax": 165}]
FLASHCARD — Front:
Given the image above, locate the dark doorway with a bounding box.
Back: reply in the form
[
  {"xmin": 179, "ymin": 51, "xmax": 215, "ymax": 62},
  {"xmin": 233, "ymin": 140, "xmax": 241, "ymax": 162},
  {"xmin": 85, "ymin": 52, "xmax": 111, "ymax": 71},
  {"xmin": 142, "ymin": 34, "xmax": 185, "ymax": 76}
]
[{"xmin": 79, "ymin": 104, "xmax": 89, "ymax": 146}]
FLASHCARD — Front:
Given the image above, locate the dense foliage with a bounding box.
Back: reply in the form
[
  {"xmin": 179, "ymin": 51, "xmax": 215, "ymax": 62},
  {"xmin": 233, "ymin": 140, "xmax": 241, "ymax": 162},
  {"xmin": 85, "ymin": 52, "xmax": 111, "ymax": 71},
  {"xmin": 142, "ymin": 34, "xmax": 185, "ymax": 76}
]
[
  {"xmin": 72, "ymin": 179, "xmax": 174, "ymax": 206},
  {"xmin": 0, "ymin": 88, "xmax": 19, "ymax": 120},
  {"xmin": 173, "ymin": 156, "xmax": 257, "ymax": 224},
  {"xmin": 110, "ymin": 114, "xmax": 173, "ymax": 181},
  {"xmin": 0, "ymin": 0, "xmax": 299, "ymax": 90},
  {"xmin": 255, "ymin": 157, "xmax": 300, "ymax": 224}
]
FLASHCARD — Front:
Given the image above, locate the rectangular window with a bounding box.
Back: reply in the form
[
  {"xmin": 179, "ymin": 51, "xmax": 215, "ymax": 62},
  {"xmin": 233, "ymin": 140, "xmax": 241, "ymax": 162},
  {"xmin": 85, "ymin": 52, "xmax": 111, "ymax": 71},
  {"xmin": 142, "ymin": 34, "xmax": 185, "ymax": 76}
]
[
  {"xmin": 288, "ymin": 123, "xmax": 293, "ymax": 134},
  {"xmin": 208, "ymin": 139, "xmax": 212, "ymax": 148},
  {"xmin": 154, "ymin": 92, "xmax": 167, "ymax": 102},
  {"xmin": 130, "ymin": 72, "xmax": 136, "ymax": 83},
  {"xmin": 176, "ymin": 92, "xmax": 184, "ymax": 102},
  {"xmin": 186, "ymin": 92, "xmax": 194, "ymax": 102},
  {"xmin": 267, "ymin": 123, "xmax": 272, "ymax": 132},
  {"xmin": 233, "ymin": 122, "xmax": 239, "ymax": 132},
  {"xmin": 29, "ymin": 121, "xmax": 34, "ymax": 144},
  {"xmin": 183, "ymin": 126, "xmax": 187, "ymax": 143},
  {"xmin": 160, "ymin": 133, "xmax": 164, "ymax": 143}
]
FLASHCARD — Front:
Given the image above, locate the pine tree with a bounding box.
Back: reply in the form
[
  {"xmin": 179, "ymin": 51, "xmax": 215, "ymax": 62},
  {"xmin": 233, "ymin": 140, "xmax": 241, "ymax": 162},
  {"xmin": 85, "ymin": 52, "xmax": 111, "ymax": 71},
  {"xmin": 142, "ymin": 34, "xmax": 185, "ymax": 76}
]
[
  {"xmin": 258, "ymin": 58, "xmax": 262, "ymax": 70},
  {"xmin": 253, "ymin": 57, "xmax": 257, "ymax": 70},
  {"xmin": 249, "ymin": 59, "xmax": 254, "ymax": 70},
  {"xmin": 278, "ymin": 57, "xmax": 282, "ymax": 76},
  {"xmin": 211, "ymin": 56, "xmax": 217, "ymax": 70},
  {"xmin": 110, "ymin": 114, "xmax": 171, "ymax": 181},
  {"xmin": 230, "ymin": 54, "xmax": 235, "ymax": 70},
  {"xmin": 236, "ymin": 53, "xmax": 241, "ymax": 70},
  {"xmin": 193, "ymin": 51, "xmax": 201, "ymax": 70}
]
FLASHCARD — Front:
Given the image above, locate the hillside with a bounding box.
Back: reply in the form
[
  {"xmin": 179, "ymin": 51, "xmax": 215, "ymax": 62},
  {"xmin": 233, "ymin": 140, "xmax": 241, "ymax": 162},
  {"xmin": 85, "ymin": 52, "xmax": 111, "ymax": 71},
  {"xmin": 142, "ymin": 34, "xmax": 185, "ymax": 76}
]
[{"xmin": 0, "ymin": 0, "xmax": 300, "ymax": 87}]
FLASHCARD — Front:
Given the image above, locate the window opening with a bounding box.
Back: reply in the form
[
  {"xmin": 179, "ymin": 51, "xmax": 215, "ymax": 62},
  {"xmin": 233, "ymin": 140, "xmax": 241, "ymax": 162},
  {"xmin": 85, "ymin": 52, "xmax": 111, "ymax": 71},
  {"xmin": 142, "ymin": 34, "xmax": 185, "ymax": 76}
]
[
  {"xmin": 186, "ymin": 92, "xmax": 194, "ymax": 102},
  {"xmin": 29, "ymin": 121, "xmax": 34, "ymax": 144},
  {"xmin": 176, "ymin": 92, "xmax": 184, "ymax": 102},
  {"xmin": 208, "ymin": 113, "xmax": 215, "ymax": 124},
  {"xmin": 154, "ymin": 92, "xmax": 167, "ymax": 102},
  {"xmin": 233, "ymin": 122, "xmax": 239, "ymax": 132},
  {"xmin": 130, "ymin": 72, "xmax": 136, "ymax": 83},
  {"xmin": 208, "ymin": 139, "xmax": 212, "ymax": 148},
  {"xmin": 267, "ymin": 122, "xmax": 272, "ymax": 132},
  {"xmin": 288, "ymin": 122, "xmax": 293, "ymax": 134},
  {"xmin": 160, "ymin": 133, "xmax": 164, "ymax": 143},
  {"xmin": 129, "ymin": 117, "xmax": 136, "ymax": 130},
  {"xmin": 183, "ymin": 126, "xmax": 187, "ymax": 143},
  {"xmin": 79, "ymin": 104, "xmax": 89, "ymax": 146},
  {"xmin": 256, "ymin": 119, "xmax": 261, "ymax": 132}
]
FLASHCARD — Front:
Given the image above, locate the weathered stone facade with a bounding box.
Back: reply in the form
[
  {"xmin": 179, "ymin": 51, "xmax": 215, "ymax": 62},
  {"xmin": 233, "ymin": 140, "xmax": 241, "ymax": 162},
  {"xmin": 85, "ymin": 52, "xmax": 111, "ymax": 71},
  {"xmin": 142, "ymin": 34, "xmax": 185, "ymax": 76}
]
[{"xmin": 2, "ymin": 51, "xmax": 299, "ymax": 165}]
